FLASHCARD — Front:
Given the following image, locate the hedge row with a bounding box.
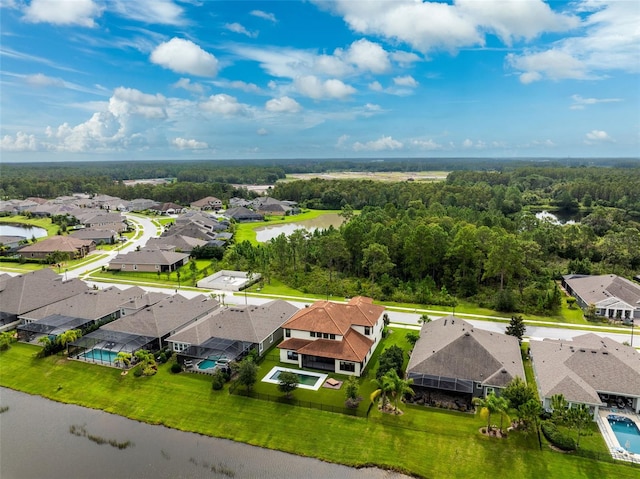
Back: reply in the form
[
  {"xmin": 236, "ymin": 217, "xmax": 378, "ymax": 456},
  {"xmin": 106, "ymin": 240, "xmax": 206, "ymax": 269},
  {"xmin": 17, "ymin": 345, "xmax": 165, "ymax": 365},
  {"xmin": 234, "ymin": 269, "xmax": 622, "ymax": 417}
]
[{"xmin": 542, "ymin": 421, "xmax": 577, "ymax": 451}]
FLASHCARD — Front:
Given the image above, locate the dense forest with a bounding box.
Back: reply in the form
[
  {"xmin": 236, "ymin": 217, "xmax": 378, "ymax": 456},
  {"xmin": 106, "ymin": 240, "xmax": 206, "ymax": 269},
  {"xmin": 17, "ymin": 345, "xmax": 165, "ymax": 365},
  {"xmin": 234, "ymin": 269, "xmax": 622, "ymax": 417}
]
[{"xmin": 2, "ymin": 159, "xmax": 639, "ymax": 314}]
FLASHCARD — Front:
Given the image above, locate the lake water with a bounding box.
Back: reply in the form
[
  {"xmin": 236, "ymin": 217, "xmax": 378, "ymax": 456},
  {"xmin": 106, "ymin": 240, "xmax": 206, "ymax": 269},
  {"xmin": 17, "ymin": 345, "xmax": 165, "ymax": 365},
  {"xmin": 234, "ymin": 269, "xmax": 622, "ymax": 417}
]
[
  {"xmin": 0, "ymin": 388, "xmax": 409, "ymax": 479},
  {"xmin": 254, "ymin": 214, "xmax": 344, "ymax": 242},
  {"xmin": 0, "ymin": 223, "xmax": 48, "ymax": 239}
]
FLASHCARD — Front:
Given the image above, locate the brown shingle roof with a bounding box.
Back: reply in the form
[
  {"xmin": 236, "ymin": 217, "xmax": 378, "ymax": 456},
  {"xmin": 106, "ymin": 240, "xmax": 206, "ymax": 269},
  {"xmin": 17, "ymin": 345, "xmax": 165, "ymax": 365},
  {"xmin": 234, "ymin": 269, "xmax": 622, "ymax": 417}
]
[
  {"xmin": 18, "ymin": 236, "xmax": 94, "ymax": 253},
  {"xmin": 407, "ymin": 316, "xmax": 524, "ymax": 387},
  {"xmin": 530, "ymin": 333, "xmax": 640, "ymax": 404}
]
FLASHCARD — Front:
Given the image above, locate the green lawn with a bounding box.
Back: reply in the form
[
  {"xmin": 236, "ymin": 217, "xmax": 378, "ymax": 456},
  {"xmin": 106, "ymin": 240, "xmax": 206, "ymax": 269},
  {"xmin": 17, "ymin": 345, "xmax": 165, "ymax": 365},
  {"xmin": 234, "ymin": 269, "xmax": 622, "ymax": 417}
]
[
  {"xmin": 234, "ymin": 209, "xmax": 342, "ymax": 244},
  {"xmin": 1, "ymin": 342, "xmax": 636, "ymax": 478}
]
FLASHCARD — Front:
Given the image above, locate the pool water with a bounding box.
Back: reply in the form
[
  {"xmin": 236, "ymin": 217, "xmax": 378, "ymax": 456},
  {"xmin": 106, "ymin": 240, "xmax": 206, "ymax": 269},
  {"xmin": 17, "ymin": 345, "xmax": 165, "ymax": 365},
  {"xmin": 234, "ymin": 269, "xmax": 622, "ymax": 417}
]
[
  {"xmin": 261, "ymin": 367, "xmax": 328, "ymax": 390},
  {"xmin": 81, "ymin": 349, "xmax": 118, "ymax": 363},
  {"xmin": 270, "ymin": 370, "xmax": 320, "ymax": 386},
  {"xmin": 197, "ymin": 359, "xmax": 216, "ymax": 370},
  {"xmin": 608, "ymin": 416, "xmax": 640, "ymax": 454}
]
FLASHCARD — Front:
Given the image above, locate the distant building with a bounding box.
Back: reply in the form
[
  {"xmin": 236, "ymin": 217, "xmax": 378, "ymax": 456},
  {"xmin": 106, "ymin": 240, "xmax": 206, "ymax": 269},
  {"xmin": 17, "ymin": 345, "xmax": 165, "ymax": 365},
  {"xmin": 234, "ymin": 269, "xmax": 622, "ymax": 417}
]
[{"xmin": 562, "ymin": 274, "xmax": 640, "ymax": 322}]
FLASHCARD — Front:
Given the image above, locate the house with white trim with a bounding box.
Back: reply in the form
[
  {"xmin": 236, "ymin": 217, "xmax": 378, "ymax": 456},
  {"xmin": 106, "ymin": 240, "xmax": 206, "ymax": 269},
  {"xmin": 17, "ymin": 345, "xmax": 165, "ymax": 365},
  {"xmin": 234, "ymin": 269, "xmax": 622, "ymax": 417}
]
[{"xmin": 278, "ymin": 296, "xmax": 384, "ymax": 377}]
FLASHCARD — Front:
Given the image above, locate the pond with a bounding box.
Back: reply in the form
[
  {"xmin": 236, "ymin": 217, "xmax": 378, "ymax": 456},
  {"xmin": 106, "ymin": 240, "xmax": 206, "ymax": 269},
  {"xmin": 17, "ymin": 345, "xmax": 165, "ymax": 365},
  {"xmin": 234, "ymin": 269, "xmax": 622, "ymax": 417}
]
[
  {"xmin": 535, "ymin": 210, "xmax": 582, "ymax": 225},
  {"xmin": 254, "ymin": 213, "xmax": 344, "ymax": 242},
  {"xmin": 0, "ymin": 388, "xmax": 410, "ymax": 479},
  {"xmin": 0, "ymin": 223, "xmax": 48, "ymax": 239}
]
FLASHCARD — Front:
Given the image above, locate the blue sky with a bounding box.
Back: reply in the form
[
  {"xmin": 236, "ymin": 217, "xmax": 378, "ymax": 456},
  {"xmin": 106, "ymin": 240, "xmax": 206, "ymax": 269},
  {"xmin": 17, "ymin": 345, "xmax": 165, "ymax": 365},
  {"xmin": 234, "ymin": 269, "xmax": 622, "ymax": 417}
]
[{"xmin": 1, "ymin": 0, "xmax": 638, "ymax": 162}]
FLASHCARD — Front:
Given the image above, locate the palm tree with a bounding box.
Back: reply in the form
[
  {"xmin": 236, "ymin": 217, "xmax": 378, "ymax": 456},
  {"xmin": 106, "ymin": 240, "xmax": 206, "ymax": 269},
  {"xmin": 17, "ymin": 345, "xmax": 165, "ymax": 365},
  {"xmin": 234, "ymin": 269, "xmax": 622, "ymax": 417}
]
[
  {"xmin": 550, "ymin": 393, "xmax": 568, "ymax": 425},
  {"xmin": 56, "ymin": 329, "xmax": 81, "ymax": 349},
  {"xmin": 370, "ymin": 373, "xmax": 394, "ymax": 411},
  {"xmin": 418, "ymin": 314, "xmax": 431, "ymax": 326},
  {"xmin": 385, "ymin": 369, "xmax": 414, "ymax": 415},
  {"xmin": 473, "ymin": 393, "xmax": 502, "ymax": 432},
  {"xmin": 115, "ymin": 352, "xmax": 132, "ymax": 370}
]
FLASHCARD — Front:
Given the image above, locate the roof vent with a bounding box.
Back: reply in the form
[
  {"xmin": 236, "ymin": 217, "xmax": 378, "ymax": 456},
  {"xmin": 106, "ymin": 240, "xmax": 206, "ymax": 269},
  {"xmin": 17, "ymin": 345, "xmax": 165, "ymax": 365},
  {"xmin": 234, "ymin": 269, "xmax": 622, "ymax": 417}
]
[
  {"xmin": 602, "ymin": 351, "xmax": 609, "ymax": 355},
  {"xmin": 444, "ymin": 319, "xmax": 447, "ymax": 326},
  {"xmin": 464, "ymin": 332, "xmax": 470, "ymax": 337},
  {"xmin": 579, "ymin": 349, "xmax": 586, "ymax": 352}
]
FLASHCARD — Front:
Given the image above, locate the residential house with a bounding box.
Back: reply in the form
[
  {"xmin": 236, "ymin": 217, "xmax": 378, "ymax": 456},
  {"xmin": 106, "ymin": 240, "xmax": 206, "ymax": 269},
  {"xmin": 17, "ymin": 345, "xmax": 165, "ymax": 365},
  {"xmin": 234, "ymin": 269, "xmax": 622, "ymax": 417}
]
[
  {"xmin": 17, "ymin": 236, "xmax": 96, "ymax": 260},
  {"xmin": 69, "ymin": 228, "xmax": 118, "ymax": 245},
  {"xmin": 17, "ymin": 286, "xmax": 161, "ymax": 342},
  {"xmin": 277, "ymin": 296, "xmax": 384, "ymax": 376},
  {"xmin": 224, "ymin": 206, "xmax": 264, "ymax": 222},
  {"xmin": 95, "ymin": 294, "xmax": 219, "ymax": 351},
  {"xmin": 107, "ymin": 250, "xmax": 189, "ymax": 273},
  {"xmin": 145, "ymin": 235, "xmax": 207, "ymax": 254},
  {"xmin": 150, "ymin": 202, "xmax": 186, "ymax": 215},
  {"xmin": 252, "ymin": 197, "xmax": 300, "ymax": 216},
  {"xmin": 190, "ymin": 196, "xmax": 223, "ymax": 211},
  {"xmin": 167, "ymin": 300, "xmax": 298, "ymax": 367},
  {"xmin": 127, "ymin": 198, "xmax": 159, "ymax": 212},
  {"xmin": 0, "ymin": 235, "xmax": 25, "ymax": 252},
  {"xmin": 174, "ymin": 211, "xmax": 227, "ymax": 232},
  {"xmin": 407, "ymin": 317, "xmax": 525, "ymax": 402},
  {"xmin": 228, "ymin": 197, "xmax": 251, "ymax": 208},
  {"xmin": 0, "ymin": 269, "xmax": 89, "ymax": 330},
  {"xmin": 530, "ymin": 333, "xmax": 640, "ymax": 417},
  {"xmin": 74, "ymin": 211, "xmax": 126, "ymax": 232},
  {"xmin": 562, "ymin": 274, "xmax": 640, "ymax": 322}
]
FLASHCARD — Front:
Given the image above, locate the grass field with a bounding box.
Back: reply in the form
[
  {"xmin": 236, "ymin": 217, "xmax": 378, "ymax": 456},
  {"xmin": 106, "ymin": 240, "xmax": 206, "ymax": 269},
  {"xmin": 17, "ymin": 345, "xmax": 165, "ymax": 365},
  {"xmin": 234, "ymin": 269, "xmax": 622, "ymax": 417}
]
[
  {"xmin": 1, "ymin": 341, "xmax": 637, "ymax": 479},
  {"xmin": 234, "ymin": 209, "xmax": 342, "ymax": 244}
]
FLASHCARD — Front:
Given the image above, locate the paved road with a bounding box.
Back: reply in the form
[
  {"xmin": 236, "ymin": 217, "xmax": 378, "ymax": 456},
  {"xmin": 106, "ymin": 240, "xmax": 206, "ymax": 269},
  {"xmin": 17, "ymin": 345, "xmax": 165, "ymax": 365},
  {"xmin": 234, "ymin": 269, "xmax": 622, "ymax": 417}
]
[{"xmin": 4, "ymin": 214, "xmax": 638, "ymax": 347}]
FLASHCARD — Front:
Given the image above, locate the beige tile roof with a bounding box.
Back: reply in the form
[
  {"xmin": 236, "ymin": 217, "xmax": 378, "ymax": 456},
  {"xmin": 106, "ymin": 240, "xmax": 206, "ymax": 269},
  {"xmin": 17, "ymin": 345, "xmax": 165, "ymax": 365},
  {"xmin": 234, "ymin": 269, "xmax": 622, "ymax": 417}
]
[
  {"xmin": 407, "ymin": 316, "xmax": 525, "ymax": 387},
  {"xmin": 530, "ymin": 333, "xmax": 640, "ymax": 405},
  {"xmin": 167, "ymin": 300, "xmax": 298, "ymax": 345}
]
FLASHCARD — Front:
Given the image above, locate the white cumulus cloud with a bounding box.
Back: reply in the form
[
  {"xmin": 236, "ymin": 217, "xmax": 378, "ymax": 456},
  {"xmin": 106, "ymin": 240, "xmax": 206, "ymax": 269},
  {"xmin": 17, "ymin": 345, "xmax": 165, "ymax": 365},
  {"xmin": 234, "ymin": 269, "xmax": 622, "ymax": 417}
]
[
  {"xmin": 1, "ymin": 132, "xmax": 38, "ymax": 151},
  {"xmin": 172, "ymin": 137, "xmax": 208, "ymax": 149},
  {"xmin": 353, "ymin": 135, "xmax": 403, "ymax": 151},
  {"xmin": 393, "ymin": 75, "xmax": 419, "ymax": 87},
  {"xmin": 111, "ymin": 0, "xmax": 185, "ymax": 25},
  {"xmin": 585, "ymin": 130, "xmax": 613, "ymax": 142},
  {"xmin": 150, "ymin": 38, "xmax": 219, "ymax": 77},
  {"xmin": 23, "ymin": 0, "xmax": 102, "ymax": 27},
  {"xmin": 265, "ymin": 96, "xmax": 302, "ymax": 113},
  {"xmin": 172, "ymin": 78, "xmax": 204, "ymax": 94},
  {"xmin": 200, "ymin": 94, "xmax": 248, "ymax": 116},
  {"xmin": 507, "ymin": 49, "xmax": 590, "ymax": 83},
  {"xmin": 294, "ymin": 76, "xmax": 356, "ymax": 100}
]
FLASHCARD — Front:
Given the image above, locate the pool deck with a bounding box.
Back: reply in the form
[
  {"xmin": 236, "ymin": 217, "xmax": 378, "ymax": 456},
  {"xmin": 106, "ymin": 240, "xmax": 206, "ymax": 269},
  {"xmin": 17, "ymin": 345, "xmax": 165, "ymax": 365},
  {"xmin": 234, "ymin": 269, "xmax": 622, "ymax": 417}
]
[
  {"xmin": 261, "ymin": 366, "xmax": 328, "ymax": 391},
  {"xmin": 597, "ymin": 408, "xmax": 640, "ymax": 463}
]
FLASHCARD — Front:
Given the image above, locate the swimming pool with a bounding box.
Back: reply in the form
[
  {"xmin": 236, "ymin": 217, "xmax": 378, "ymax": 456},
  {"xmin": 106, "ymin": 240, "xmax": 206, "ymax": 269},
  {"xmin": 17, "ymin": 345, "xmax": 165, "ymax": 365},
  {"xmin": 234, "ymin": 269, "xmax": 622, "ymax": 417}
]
[
  {"xmin": 196, "ymin": 355, "xmax": 226, "ymax": 371},
  {"xmin": 81, "ymin": 348, "xmax": 118, "ymax": 364},
  {"xmin": 261, "ymin": 366, "xmax": 328, "ymax": 391},
  {"xmin": 607, "ymin": 415, "xmax": 640, "ymax": 454}
]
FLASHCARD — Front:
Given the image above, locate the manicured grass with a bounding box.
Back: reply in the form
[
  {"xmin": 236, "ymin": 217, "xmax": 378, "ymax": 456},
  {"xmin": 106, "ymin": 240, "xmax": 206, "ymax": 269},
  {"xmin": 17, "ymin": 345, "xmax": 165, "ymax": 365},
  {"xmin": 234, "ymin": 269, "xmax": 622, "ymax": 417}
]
[
  {"xmin": 234, "ymin": 209, "xmax": 342, "ymax": 244},
  {"xmin": 2, "ymin": 343, "xmax": 636, "ymax": 479},
  {"xmin": 0, "ymin": 215, "xmax": 58, "ymax": 236}
]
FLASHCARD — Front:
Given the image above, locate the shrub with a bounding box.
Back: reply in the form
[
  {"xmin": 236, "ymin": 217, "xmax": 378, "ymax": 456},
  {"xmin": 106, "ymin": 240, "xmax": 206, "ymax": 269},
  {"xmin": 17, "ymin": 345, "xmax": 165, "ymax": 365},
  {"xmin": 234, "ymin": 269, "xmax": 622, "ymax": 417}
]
[
  {"xmin": 170, "ymin": 363, "xmax": 182, "ymax": 374},
  {"xmin": 132, "ymin": 366, "xmax": 143, "ymax": 378},
  {"xmin": 541, "ymin": 421, "xmax": 576, "ymax": 451},
  {"xmin": 211, "ymin": 371, "xmax": 225, "ymax": 390}
]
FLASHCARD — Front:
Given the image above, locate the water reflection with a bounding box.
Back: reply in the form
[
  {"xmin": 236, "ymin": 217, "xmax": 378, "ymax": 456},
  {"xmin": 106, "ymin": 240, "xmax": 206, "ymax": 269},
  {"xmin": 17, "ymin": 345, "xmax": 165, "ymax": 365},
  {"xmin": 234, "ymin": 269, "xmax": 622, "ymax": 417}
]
[
  {"xmin": 0, "ymin": 388, "xmax": 409, "ymax": 479},
  {"xmin": 254, "ymin": 214, "xmax": 344, "ymax": 242},
  {"xmin": 0, "ymin": 224, "xmax": 48, "ymax": 239}
]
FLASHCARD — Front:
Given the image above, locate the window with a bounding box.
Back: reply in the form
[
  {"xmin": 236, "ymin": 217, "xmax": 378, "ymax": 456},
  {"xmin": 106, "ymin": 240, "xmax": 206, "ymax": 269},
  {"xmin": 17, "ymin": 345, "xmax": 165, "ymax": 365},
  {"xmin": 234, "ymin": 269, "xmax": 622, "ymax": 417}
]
[
  {"xmin": 329, "ymin": 334, "xmax": 335, "ymax": 340},
  {"xmin": 364, "ymin": 326, "xmax": 371, "ymax": 335},
  {"xmin": 476, "ymin": 383, "xmax": 483, "ymax": 389},
  {"xmin": 486, "ymin": 387, "xmax": 495, "ymax": 396},
  {"xmin": 340, "ymin": 362, "xmax": 355, "ymax": 372},
  {"xmin": 269, "ymin": 333, "xmax": 274, "ymax": 343},
  {"xmin": 287, "ymin": 351, "xmax": 298, "ymax": 361},
  {"xmin": 323, "ymin": 333, "xmax": 329, "ymax": 339},
  {"xmin": 310, "ymin": 331, "xmax": 316, "ymax": 338},
  {"xmin": 285, "ymin": 329, "xmax": 291, "ymax": 338}
]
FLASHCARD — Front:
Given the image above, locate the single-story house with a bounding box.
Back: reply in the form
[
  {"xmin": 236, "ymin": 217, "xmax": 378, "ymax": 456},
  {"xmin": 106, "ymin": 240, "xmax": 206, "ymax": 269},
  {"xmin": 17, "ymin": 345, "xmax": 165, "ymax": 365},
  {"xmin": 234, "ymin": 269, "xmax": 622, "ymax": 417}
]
[
  {"xmin": 252, "ymin": 197, "xmax": 300, "ymax": 216},
  {"xmin": 228, "ymin": 197, "xmax": 251, "ymax": 208},
  {"xmin": 0, "ymin": 269, "xmax": 89, "ymax": 330},
  {"xmin": 190, "ymin": 196, "xmax": 223, "ymax": 211},
  {"xmin": 0, "ymin": 235, "xmax": 25, "ymax": 251},
  {"xmin": 407, "ymin": 316, "xmax": 525, "ymax": 402},
  {"xmin": 224, "ymin": 206, "xmax": 264, "ymax": 222},
  {"xmin": 174, "ymin": 212, "xmax": 227, "ymax": 231},
  {"xmin": 530, "ymin": 334, "xmax": 640, "ymax": 418},
  {"xmin": 107, "ymin": 250, "xmax": 189, "ymax": 273},
  {"xmin": 17, "ymin": 286, "xmax": 160, "ymax": 342},
  {"xmin": 145, "ymin": 235, "xmax": 207, "ymax": 254},
  {"xmin": 167, "ymin": 300, "xmax": 299, "ymax": 368},
  {"xmin": 69, "ymin": 294, "xmax": 220, "ymax": 363},
  {"xmin": 17, "ymin": 236, "xmax": 96, "ymax": 260},
  {"xmin": 278, "ymin": 296, "xmax": 384, "ymax": 377},
  {"xmin": 150, "ymin": 202, "xmax": 186, "ymax": 215},
  {"xmin": 126, "ymin": 198, "xmax": 159, "ymax": 212},
  {"xmin": 69, "ymin": 228, "xmax": 118, "ymax": 245},
  {"xmin": 562, "ymin": 274, "xmax": 640, "ymax": 322}
]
